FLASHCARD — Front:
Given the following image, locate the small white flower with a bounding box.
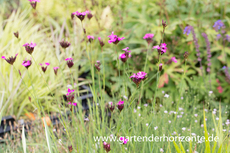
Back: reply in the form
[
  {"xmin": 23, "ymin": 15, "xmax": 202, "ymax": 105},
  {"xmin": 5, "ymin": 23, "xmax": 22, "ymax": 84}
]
[
  {"xmin": 182, "ymin": 127, "xmax": 186, "ymax": 131},
  {"xmin": 53, "ymin": 129, "xmax": 56, "ymax": 132},
  {"xmin": 213, "ymin": 109, "xmax": 217, "ymax": 111},
  {"xmin": 160, "ymin": 148, "xmax": 164, "ymax": 152},
  {"xmin": 162, "ymin": 91, "xmax": 165, "ymax": 94},
  {"xmin": 139, "ymin": 114, "xmax": 141, "ymax": 117},
  {"xmin": 181, "ymin": 112, "xmax": 184, "ymax": 114},
  {"xmin": 223, "ymin": 129, "xmax": 226, "ymax": 132},
  {"xmin": 172, "ymin": 101, "xmax": 174, "ymax": 104},
  {"xmin": 97, "ymin": 103, "xmax": 99, "ymax": 105},
  {"xmin": 201, "ymin": 124, "xmax": 204, "ymax": 127},
  {"xmin": 179, "ymin": 107, "xmax": 183, "ymax": 111},
  {"xmin": 212, "ymin": 128, "xmax": 215, "ymax": 131},
  {"xmin": 187, "ymin": 149, "xmax": 189, "ymax": 152},
  {"xmin": 67, "ymin": 84, "xmax": 72, "ymax": 88},
  {"xmin": 160, "ymin": 104, "xmax": 163, "ymax": 107},
  {"xmin": 191, "ymin": 133, "xmax": 196, "ymax": 136},
  {"xmin": 123, "ymin": 95, "xmax": 128, "ymax": 100},
  {"xmin": 144, "ymin": 103, "xmax": 148, "ymax": 107},
  {"xmin": 164, "ymin": 110, "xmax": 168, "ymax": 114},
  {"xmin": 195, "ymin": 120, "xmax": 197, "ymax": 123},
  {"xmin": 174, "ymin": 112, "xmax": 177, "ymax": 114},
  {"xmin": 110, "ymin": 134, "xmax": 114, "ymax": 138},
  {"xmin": 84, "ymin": 118, "xmax": 89, "ymax": 121},
  {"xmin": 154, "ymin": 126, "xmax": 158, "ymax": 130},
  {"xmin": 181, "ymin": 97, "xmax": 184, "ymax": 100},
  {"xmin": 137, "ymin": 106, "xmax": 141, "ymax": 109},
  {"xmin": 173, "ymin": 131, "xmax": 176, "ymax": 135},
  {"xmin": 146, "ymin": 123, "xmax": 149, "ymax": 126},
  {"xmin": 216, "ymin": 117, "xmax": 219, "ymax": 120},
  {"xmin": 134, "ymin": 109, "xmax": 137, "ymax": 113},
  {"xmin": 213, "ymin": 111, "xmax": 216, "ymax": 114},
  {"xmin": 205, "ymin": 118, "xmax": 207, "ymax": 121},
  {"xmin": 168, "ymin": 120, "xmax": 171, "ymax": 123},
  {"xmin": 194, "ymin": 114, "xmax": 198, "ymax": 117},
  {"xmin": 205, "ymin": 109, "xmax": 208, "ymax": 112},
  {"xmin": 164, "ymin": 94, "xmax": 169, "ymax": 98}
]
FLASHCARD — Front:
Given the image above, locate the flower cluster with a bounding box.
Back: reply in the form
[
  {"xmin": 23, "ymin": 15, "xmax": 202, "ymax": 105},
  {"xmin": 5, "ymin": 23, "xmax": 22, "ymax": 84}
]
[
  {"xmin": 66, "ymin": 88, "xmax": 76, "ymax": 106},
  {"xmin": 65, "ymin": 58, "xmax": 74, "ymax": 68},
  {"xmin": 119, "ymin": 47, "xmax": 131, "ymax": 63},
  {"xmin": 152, "ymin": 43, "xmax": 167, "ymax": 55},
  {"xmin": 117, "ymin": 100, "xmax": 124, "ymax": 112},
  {"xmin": 2, "ymin": 53, "xmax": 18, "ymax": 65},
  {"xmin": 143, "ymin": 33, "xmax": 154, "ymax": 44},
  {"xmin": 39, "ymin": 63, "xmax": 50, "ymax": 73},
  {"xmin": 108, "ymin": 31, "xmax": 125, "ymax": 45},
  {"xmin": 103, "ymin": 142, "xmax": 111, "ymax": 152},
  {"xmin": 183, "ymin": 26, "xmax": 191, "ymax": 35},
  {"xmin": 23, "ymin": 42, "xmax": 36, "ymax": 54},
  {"xmin": 130, "ymin": 72, "xmax": 147, "ymax": 87}
]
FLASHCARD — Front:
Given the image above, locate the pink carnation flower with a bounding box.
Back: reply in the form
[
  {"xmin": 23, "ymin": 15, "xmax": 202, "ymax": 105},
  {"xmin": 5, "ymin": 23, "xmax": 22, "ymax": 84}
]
[
  {"xmin": 108, "ymin": 31, "xmax": 124, "ymax": 45},
  {"xmin": 171, "ymin": 57, "xmax": 177, "ymax": 63}
]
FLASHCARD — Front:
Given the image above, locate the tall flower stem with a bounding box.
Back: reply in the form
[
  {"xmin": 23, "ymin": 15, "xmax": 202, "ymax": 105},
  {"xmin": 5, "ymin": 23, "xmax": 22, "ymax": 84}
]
[{"xmin": 115, "ymin": 45, "xmax": 121, "ymax": 98}]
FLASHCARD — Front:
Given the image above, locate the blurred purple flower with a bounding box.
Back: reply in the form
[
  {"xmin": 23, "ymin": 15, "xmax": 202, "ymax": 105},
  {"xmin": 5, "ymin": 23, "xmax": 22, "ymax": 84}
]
[
  {"xmin": 143, "ymin": 33, "xmax": 154, "ymax": 44},
  {"xmin": 119, "ymin": 47, "xmax": 131, "ymax": 63},
  {"xmin": 117, "ymin": 99, "xmax": 124, "ymax": 112},
  {"xmin": 65, "ymin": 58, "xmax": 74, "ymax": 68},
  {"xmin": 171, "ymin": 57, "xmax": 177, "ymax": 63},
  {"xmin": 2, "ymin": 53, "xmax": 18, "ymax": 65},
  {"xmin": 22, "ymin": 59, "xmax": 32, "ymax": 69},
  {"xmin": 130, "ymin": 71, "xmax": 147, "ymax": 87},
  {"xmin": 87, "ymin": 35, "xmax": 94, "ymax": 43},
  {"xmin": 183, "ymin": 26, "xmax": 191, "ymax": 35},
  {"xmin": 152, "ymin": 43, "xmax": 167, "ymax": 55},
  {"xmin": 40, "ymin": 62, "xmax": 50, "ymax": 73},
  {"xmin": 53, "ymin": 67, "xmax": 59, "ymax": 75},
  {"xmin": 213, "ymin": 20, "xmax": 225, "ymax": 32},
  {"xmin": 98, "ymin": 37, "xmax": 105, "ymax": 47},
  {"xmin": 108, "ymin": 31, "xmax": 124, "ymax": 45},
  {"xmin": 202, "ymin": 33, "xmax": 211, "ymax": 73},
  {"xmin": 60, "ymin": 40, "xmax": 71, "ymax": 49},
  {"xmin": 23, "ymin": 42, "xmax": 36, "ymax": 54}
]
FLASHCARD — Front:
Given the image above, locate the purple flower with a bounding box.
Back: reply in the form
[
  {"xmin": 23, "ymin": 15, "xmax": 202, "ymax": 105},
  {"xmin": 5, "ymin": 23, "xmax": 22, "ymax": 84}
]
[
  {"xmin": 60, "ymin": 40, "xmax": 71, "ymax": 49},
  {"xmin": 202, "ymin": 33, "xmax": 211, "ymax": 73},
  {"xmin": 13, "ymin": 31, "xmax": 19, "ymax": 39},
  {"xmin": 95, "ymin": 61, "xmax": 101, "ymax": 72},
  {"xmin": 39, "ymin": 62, "xmax": 50, "ymax": 73},
  {"xmin": 109, "ymin": 102, "xmax": 115, "ymax": 112},
  {"xmin": 119, "ymin": 47, "xmax": 131, "ymax": 63},
  {"xmin": 23, "ymin": 42, "xmax": 36, "ymax": 54},
  {"xmin": 65, "ymin": 58, "xmax": 74, "ymax": 68},
  {"xmin": 226, "ymin": 35, "xmax": 230, "ymax": 42},
  {"xmin": 119, "ymin": 137, "xmax": 128, "ymax": 144},
  {"xmin": 171, "ymin": 57, "xmax": 177, "ymax": 63},
  {"xmin": 213, "ymin": 20, "xmax": 225, "ymax": 32},
  {"xmin": 2, "ymin": 53, "xmax": 18, "ymax": 65},
  {"xmin": 53, "ymin": 67, "xmax": 59, "ymax": 75},
  {"xmin": 152, "ymin": 43, "xmax": 167, "ymax": 55},
  {"xmin": 98, "ymin": 37, "xmax": 105, "ymax": 47},
  {"xmin": 159, "ymin": 63, "xmax": 163, "ymax": 71},
  {"xmin": 130, "ymin": 71, "xmax": 147, "ymax": 87},
  {"xmin": 22, "ymin": 59, "xmax": 32, "ymax": 69},
  {"xmin": 108, "ymin": 31, "xmax": 125, "ymax": 45},
  {"xmin": 66, "ymin": 88, "xmax": 75, "ymax": 105},
  {"xmin": 28, "ymin": 0, "xmax": 40, "ymax": 9},
  {"xmin": 143, "ymin": 33, "xmax": 154, "ymax": 44},
  {"xmin": 73, "ymin": 11, "xmax": 86, "ymax": 21},
  {"xmin": 216, "ymin": 34, "xmax": 222, "ymax": 40},
  {"xmin": 117, "ymin": 99, "xmax": 124, "ymax": 112},
  {"xmin": 183, "ymin": 26, "xmax": 191, "ymax": 35},
  {"xmin": 87, "ymin": 35, "xmax": 94, "ymax": 43},
  {"xmin": 103, "ymin": 142, "xmax": 111, "ymax": 152},
  {"xmin": 85, "ymin": 10, "xmax": 93, "ymax": 20}
]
